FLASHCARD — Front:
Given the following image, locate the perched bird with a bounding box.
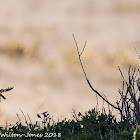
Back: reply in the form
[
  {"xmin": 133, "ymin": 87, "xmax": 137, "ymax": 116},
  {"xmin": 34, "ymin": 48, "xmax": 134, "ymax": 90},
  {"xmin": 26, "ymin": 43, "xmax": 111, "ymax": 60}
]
[{"xmin": 0, "ymin": 87, "xmax": 14, "ymax": 101}]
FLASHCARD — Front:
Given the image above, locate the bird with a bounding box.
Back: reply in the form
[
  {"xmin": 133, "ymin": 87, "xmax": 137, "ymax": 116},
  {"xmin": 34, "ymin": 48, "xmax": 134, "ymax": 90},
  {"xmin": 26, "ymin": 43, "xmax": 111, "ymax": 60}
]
[{"xmin": 0, "ymin": 87, "xmax": 14, "ymax": 101}]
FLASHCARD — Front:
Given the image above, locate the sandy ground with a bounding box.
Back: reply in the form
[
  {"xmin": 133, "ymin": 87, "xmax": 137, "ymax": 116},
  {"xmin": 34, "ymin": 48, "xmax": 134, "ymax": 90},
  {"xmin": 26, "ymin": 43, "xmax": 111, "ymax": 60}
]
[{"xmin": 0, "ymin": 0, "xmax": 140, "ymax": 125}]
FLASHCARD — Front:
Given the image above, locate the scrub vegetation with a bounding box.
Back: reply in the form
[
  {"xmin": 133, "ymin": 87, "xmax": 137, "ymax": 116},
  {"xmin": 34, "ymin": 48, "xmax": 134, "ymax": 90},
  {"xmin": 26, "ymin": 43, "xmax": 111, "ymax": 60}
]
[{"xmin": 0, "ymin": 37, "xmax": 140, "ymax": 140}]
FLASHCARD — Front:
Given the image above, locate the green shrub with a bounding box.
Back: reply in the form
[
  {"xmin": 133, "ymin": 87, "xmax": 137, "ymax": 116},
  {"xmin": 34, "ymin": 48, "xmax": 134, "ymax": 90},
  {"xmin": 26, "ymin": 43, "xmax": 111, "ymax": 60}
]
[{"xmin": 0, "ymin": 108, "xmax": 136, "ymax": 140}]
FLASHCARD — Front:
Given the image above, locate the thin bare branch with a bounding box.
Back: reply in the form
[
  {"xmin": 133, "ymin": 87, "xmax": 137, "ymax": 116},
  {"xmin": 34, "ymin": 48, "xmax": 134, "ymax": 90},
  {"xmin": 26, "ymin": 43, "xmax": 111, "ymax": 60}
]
[
  {"xmin": 73, "ymin": 34, "xmax": 119, "ymax": 110},
  {"xmin": 72, "ymin": 34, "xmax": 88, "ymax": 80},
  {"xmin": 118, "ymin": 66, "xmax": 128, "ymax": 86},
  {"xmin": 96, "ymin": 94, "xmax": 99, "ymax": 112},
  {"xmin": 134, "ymin": 47, "xmax": 140, "ymax": 59},
  {"xmin": 19, "ymin": 108, "xmax": 28, "ymax": 126},
  {"xmin": 27, "ymin": 114, "xmax": 33, "ymax": 125},
  {"xmin": 16, "ymin": 113, "xmax": 21, "ymax": 124},
  {"xmin": 80, "ymin": 41, "xmax": 87, "ymax": 56}
]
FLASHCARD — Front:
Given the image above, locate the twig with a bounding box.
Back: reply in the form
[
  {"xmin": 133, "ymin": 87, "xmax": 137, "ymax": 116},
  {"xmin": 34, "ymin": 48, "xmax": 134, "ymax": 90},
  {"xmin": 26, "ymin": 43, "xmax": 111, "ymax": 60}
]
[
  {"xmin": 16, "ymin": 113, "xmax": 21, "ymax": 124},
  {"xmin": 72, "ymin": 34, "xmax": 119, "ymax": 110},
  {"xmin": 118, "ymin": 66, "xmax": 128, "ymax": 86},
  {"xmin": 19, "ymin": 108, "xmax": 28, "ymax": 126},
  {"xmin": 27, "ymin": 113, "xmax": 33, "ymax": 125},
  {"xmin": 134, "ymin": 47, "xmax": 140, "ymax": 59}
]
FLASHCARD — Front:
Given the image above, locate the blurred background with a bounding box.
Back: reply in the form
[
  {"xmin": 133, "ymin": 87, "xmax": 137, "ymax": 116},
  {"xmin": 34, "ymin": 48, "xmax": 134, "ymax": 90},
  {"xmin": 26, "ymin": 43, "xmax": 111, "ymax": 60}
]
[{"xmin": 0, "ymin": 0, "xmax": 140, "ymax": 125}]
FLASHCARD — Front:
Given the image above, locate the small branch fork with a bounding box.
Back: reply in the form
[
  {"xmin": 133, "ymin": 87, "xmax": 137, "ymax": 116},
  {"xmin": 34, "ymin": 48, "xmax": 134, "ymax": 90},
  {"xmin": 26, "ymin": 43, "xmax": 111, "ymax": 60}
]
[
  {"xmin": 134, "ymin": 47, "xmax": 140, "ymax": 59},
  {"xmin": 73, "ymin": 35, "xmax": 140, "ymax": 126},
  {"xmin": 72, "ymin": 34, "xmax": 119, "ymax": 110}
]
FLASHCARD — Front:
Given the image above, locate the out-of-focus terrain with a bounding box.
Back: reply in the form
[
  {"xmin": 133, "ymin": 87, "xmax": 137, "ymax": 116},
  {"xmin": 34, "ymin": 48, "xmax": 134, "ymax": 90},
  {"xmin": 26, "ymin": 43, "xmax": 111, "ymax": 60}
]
[{"xmin": 0, "ymin": 0, "xmax": 140, "ymax": 125}]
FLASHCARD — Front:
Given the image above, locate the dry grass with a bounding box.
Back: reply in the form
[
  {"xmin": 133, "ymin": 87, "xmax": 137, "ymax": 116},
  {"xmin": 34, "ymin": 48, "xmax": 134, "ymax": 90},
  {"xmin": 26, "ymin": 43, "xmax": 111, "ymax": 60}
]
[
  {"xmin": 115, "ymin": 1, "xmax": 140, "ymax": 13},
  {"xmin": 0, "ymin": 41, "xmax": 43, "ymax": 61},
  {"xmin": 0, "ymin": 41, "xmax": 25, "ymax": 58}
]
